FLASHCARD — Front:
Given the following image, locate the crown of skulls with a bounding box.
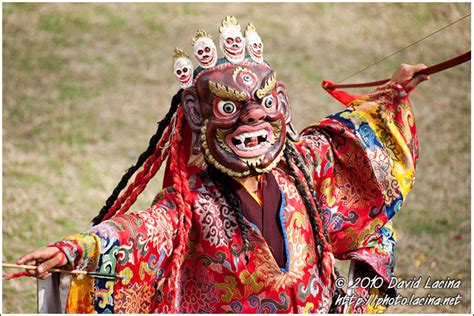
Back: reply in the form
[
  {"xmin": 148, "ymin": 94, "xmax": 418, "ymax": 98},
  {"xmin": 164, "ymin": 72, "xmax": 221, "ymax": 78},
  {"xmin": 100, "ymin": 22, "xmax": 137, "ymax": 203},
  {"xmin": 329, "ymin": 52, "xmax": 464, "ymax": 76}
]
[{"xmin": 172, "ymin": 16, "xmax": 265, "ymax": 88}]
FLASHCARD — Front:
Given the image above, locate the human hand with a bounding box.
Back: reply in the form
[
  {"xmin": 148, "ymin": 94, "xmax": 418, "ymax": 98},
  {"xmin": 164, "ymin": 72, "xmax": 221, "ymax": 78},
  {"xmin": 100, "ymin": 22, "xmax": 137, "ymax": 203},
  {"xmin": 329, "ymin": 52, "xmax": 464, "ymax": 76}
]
[
  {"xmin": 4, "ymin": 247, "xmax": 67, "ymax": 280},
  {"xmin": 390, "ymin": 63, "xmax": 430, "ymax": 90}
]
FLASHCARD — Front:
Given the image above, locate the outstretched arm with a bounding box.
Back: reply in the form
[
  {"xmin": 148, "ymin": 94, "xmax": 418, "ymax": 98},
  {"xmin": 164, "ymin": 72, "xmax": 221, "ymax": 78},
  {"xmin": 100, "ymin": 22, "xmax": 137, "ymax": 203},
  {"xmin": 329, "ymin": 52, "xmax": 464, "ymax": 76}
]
[
  {"xmin": 296, "ymin": 63, "xmax": 428, "ymax": 311},
  {"xmin": 321, "ymin": 63, "xmax": 427, "ymax": 259},
  {"xmin": 6, "ymin": 188, "xmax": 180, "ymax": 313}
]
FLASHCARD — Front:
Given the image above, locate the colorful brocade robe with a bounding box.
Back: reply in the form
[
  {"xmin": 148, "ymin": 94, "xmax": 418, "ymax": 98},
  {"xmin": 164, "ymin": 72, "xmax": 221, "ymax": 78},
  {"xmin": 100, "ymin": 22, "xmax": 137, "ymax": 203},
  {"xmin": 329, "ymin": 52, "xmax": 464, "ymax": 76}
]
[{"xmin": 53, "ymin": 83, "xmax": 418, "ymax": 313}]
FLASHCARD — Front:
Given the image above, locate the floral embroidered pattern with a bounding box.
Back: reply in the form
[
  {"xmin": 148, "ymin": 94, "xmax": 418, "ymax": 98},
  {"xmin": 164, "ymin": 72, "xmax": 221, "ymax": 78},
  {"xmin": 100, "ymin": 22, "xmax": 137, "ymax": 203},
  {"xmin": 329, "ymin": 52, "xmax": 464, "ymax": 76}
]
[{"xmin": 193, "ymin": 191, "xmax": 238, "ymax": 247}]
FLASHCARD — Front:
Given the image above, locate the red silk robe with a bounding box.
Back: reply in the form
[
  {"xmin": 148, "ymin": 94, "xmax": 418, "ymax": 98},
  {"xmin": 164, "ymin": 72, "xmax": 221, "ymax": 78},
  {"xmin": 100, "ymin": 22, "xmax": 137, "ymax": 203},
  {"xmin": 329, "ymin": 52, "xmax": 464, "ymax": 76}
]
[{"xmin": 53, "ymin": 82, "xmax": 417, "ymax": 313}]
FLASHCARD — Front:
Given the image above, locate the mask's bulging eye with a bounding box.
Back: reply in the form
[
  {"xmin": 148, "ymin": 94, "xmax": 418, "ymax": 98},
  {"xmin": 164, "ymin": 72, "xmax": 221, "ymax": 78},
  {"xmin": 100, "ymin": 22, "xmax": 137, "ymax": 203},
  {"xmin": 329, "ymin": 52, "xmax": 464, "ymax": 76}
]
[
  {"xmin": 217, "ymin": 100, "xmax": 238, "ymax": 116},
  {"xmin": 263, "ymin": 95, "xmax": 275, "ymax": 109},
  {"xmin": 243, "ymin": 75, "xmax": 252, "ymax": 83}
]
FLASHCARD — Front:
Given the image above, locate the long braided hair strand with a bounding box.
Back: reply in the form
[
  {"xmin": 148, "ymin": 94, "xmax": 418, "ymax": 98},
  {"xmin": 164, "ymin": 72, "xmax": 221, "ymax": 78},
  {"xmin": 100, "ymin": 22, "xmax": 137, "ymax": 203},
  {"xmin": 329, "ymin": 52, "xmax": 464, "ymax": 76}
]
[
  {"xmin": 283, "ymin": 141, "xmax": 334, "ymax": 285},
  {"xmin": 92, "ymin": 90, "xmax": 183, "ymax": 225},
  {"xmin": 115, "ymin": 114, "xmax": 176, "ymax": 217},
  {"xmin": 166, "ymin": 106, "xmax": 194, "ymax": 312},
  {"xmin": 207, "ymin": 166, "xmax": 251, "ymax": 263},
  {"xmin": 284, "ymin": 140, "xmax": 346, "ymax": 313}
]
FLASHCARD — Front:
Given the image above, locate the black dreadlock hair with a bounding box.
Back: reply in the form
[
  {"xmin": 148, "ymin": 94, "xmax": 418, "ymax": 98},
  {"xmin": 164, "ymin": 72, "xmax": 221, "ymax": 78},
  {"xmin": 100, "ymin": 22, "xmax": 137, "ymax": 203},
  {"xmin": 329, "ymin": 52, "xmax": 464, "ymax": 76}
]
[
  {"xmin": 284, "ymin": 140, "xmax": 345, "ymax": 313},
  {"xmin": 207, "ymin": 166, "xmax": 251, "ymax": 264},
  {"xmin": 285, "ymin": 141, "xmax": 332, "ymax": 243},
  {"xmin": 283, "ymin": 142, "xmax": 326, "ymax": 264},
  {"xmin": 92, "ymin": 89, "xmax": 183, "ymax": 226}
]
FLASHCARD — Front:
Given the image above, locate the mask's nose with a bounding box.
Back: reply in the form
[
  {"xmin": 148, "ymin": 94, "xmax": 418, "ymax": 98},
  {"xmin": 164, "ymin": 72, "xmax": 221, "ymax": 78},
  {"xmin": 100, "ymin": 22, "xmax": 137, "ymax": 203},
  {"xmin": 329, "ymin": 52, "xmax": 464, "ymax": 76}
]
[{"xmin": 240, "ymin": 102, "xmax": 266, "ymax": 124}]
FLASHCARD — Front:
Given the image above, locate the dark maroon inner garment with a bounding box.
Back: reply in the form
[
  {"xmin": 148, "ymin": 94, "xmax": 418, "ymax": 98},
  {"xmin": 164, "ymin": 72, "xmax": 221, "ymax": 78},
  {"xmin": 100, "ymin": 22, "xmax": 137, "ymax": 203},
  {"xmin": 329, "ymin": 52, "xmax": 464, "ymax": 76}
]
[{"xmin": 222, "ymin": 172, "xmax": 287, "ymax": 269}]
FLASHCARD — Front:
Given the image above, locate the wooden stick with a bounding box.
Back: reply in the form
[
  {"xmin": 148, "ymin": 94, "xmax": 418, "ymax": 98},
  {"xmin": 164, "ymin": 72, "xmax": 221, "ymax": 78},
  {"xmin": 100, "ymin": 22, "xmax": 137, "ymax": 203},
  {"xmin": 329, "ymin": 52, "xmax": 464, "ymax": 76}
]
[
  {"xmin": 2, "ymin": 263, "xmax": 123, "ymax": 280},
  {"xmin": 324, "ymin": 51, "xmax": 471, "ymax": 89}
]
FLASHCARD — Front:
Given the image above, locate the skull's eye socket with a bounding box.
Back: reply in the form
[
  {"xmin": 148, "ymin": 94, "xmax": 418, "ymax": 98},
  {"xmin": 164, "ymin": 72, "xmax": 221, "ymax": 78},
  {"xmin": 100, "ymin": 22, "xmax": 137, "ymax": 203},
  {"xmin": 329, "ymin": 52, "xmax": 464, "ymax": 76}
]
[
  {"xmin": 263, "ymin": 95, "xmax": 275, "ymax": 109},
  {"xmin": 226, "ymin": 37, "xmax": 233, "ymax": 45},
  {"xmin": 253, "ymin": 43, "xmax": 258, "ymax": 48},
  {"xmin": 217, "ymin": 100, "xmax": 238, "ymax": 116},
  {"xmin": 204, "ymin": 47, "xmax": 211, "ymax": 53},
  {"xmin": 176, "ymin": 70, "xmax": 182, "ymax": 75},
  {"xmin": 182, "ymin": 68, "xmax": 188, "ymax": 73},
  {"xmin": 235, "ymin": 37, "xmax": 242, "ymax": 44},
  {"xmin": 198, "ymin": 50, "xmax": 204, "ymax": 55}
]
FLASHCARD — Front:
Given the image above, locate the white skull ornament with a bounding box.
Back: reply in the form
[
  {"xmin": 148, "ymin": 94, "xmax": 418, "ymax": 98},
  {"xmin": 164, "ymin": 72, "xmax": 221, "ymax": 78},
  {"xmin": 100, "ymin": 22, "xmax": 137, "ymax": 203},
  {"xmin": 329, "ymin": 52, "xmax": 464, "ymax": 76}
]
[
  {"xmin": 245, "ymin": 23, "xmax": 264, "ymax": 63},
  {"xmin": 219, "ymin": 16, "xmax": 245, "ymax": 64},
  {"xmin": 173, "ymin": 48, "xmax": 194, "ymax": 88},
  {"xmin": 192, "ymin": 30, "xmax": 217, "ymax": 69}
]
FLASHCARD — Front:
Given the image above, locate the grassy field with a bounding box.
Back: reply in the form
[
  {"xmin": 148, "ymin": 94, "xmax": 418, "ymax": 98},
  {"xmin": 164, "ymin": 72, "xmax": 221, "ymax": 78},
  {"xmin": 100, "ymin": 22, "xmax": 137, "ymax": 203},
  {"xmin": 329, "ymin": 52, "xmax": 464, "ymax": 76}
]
[{"xmin": 2, "ymin": 3, "xmax": 470, "ymax": 313}]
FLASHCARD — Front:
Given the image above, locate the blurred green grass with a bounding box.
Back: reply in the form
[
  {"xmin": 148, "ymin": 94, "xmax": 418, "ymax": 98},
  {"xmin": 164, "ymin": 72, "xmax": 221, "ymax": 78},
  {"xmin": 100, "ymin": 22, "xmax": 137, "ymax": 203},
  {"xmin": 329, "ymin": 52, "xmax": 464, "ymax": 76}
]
[{"xmin": 2, "ymin": 3, "xmax": 470, "ymax": 313}]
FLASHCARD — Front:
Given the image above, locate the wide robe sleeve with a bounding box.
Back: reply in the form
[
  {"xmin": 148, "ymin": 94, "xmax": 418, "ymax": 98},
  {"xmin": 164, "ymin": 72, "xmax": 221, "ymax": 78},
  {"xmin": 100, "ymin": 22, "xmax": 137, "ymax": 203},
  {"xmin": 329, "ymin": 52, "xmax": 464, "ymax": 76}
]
[
  {"xmin": 51, "ymin": 188, "xmax": 180, "ymax": 313},
  {"xmin": 296, "ymin": 82, "xmax": 418, "ymax": 282}
]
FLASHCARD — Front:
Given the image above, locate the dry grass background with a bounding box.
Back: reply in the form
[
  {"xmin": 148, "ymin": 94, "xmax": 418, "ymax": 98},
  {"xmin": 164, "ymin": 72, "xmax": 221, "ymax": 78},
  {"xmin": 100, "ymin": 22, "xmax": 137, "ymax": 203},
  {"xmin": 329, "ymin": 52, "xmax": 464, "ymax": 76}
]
[{"xmin": 2, "ymin": 3, "xmax": 470, "ymax": 313}]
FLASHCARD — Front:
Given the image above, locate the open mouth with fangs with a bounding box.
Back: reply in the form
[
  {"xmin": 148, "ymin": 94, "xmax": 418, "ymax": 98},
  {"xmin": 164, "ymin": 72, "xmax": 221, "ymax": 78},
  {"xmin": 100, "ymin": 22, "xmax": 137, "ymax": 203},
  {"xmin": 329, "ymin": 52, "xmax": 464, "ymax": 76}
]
[{"xmin": 225, "ymin": 124, "xmax": 275, "ymax": 158}]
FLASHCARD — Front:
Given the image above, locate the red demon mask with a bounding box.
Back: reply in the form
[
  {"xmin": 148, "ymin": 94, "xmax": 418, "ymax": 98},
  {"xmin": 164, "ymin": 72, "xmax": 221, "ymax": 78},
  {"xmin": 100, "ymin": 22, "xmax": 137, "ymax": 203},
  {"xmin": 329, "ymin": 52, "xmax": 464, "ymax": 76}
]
[{"xmin": 182, "ymin": 60, "xmax": 297, "ymax": 177}]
